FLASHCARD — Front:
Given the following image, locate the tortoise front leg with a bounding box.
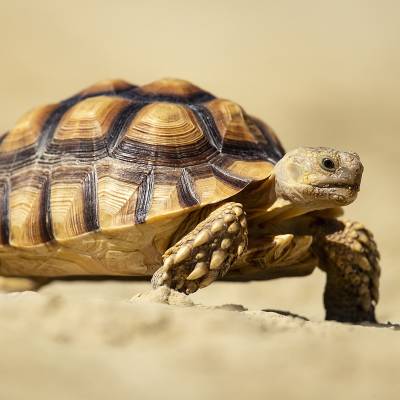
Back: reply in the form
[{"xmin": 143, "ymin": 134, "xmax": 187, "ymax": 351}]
[
  {"xmin": 152, "ymin": 202, "xmax": 248, "ymax": 294},
  {"xmin": 313, "ymin": 219, "xmax": 380, "ymax": 323}
]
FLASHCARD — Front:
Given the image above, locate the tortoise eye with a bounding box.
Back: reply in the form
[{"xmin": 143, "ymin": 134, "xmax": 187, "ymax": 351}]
[{"xmin": 321, "ymin": 157, "xmax": 336, "ymax": 171}]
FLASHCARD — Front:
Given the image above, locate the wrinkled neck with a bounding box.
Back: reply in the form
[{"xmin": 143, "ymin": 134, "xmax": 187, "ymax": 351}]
[
  {"xmin": 246, "ymin": 175, "xmax": 336, "ymax": 224},
  {"xmin": 262, "ymin": 199, "xmax": 316, "ymax": 222}
]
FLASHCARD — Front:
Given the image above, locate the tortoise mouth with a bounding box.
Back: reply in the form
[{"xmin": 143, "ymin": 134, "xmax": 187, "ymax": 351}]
[{"xmin": 312, "ymin": 182, "xmax": 360, "ymax": 191}]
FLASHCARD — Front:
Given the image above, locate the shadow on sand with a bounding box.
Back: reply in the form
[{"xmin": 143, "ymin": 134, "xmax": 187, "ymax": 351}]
[{"xmin": 261, "ymin": 308, "xmax": 400, "ymax": 330}]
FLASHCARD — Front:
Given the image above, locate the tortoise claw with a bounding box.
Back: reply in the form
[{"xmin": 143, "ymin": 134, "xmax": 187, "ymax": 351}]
[{"xmin": 151, "ymin": 202, "xmax": 247, "ymax": 294}]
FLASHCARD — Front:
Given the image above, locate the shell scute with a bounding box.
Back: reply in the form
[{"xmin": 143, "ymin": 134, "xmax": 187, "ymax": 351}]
[
  {"xmin": 77, "ymin": 79, "xmax": 135, "ymax": 98},
  {"xmin": 9, "ymin": 167, "xmax": 52, "ymax": 246},
  {"xmin": 0, "ymin": 103, "xmax": 58, "ymax": 161},
  {"xmin": 0, "ymin": 78, "xmax": 283, "ymax": 247},
  {"xmin": 140, "ymin": 78, "xmax": 204, "ymax": 97},
  {"xmin": 54, "ymin": 96, "xmax": 130, "ymax": 141},
  {"xmin": 50, "ymin": 164, "xmax": 98, "ymax": 241},
  {"xmin": 206, "ymin": 99, "xmax": 260, "ymax": 144},
  {"xmin": 125, "ymin": 102, "xmax": 203, "ymax": 147}
]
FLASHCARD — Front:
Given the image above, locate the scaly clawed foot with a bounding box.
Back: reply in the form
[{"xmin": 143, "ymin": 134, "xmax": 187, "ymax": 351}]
[{"xmin": 151, "ymin": 202, "xmax": 248, "ymax": 294}]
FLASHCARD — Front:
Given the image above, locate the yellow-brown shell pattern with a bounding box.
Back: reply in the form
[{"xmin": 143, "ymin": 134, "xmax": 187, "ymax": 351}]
[{"xmin": 0, "ymin": 78, "xmax": 284, "ymax": 248}]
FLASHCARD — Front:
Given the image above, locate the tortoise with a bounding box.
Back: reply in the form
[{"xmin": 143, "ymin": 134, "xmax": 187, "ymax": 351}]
[{"xmin": 0, "ymin": 78, "xmax": 380, "ymax": 322}]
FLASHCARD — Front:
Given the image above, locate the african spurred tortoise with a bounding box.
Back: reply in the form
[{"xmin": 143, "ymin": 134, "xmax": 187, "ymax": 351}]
[{"xmin": 0, "ymin": 78, "xmax": 380, "ymax": 322}]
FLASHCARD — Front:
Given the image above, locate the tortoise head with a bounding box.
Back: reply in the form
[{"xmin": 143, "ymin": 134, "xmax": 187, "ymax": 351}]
[{"xmin": 273, "ymin": 147, "xmax": 363, "ymax": 209}]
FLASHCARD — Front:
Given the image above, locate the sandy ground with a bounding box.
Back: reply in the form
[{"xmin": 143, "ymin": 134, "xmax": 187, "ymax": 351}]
[
  {"xmin": 0, "ymin": 280, "xmax": 399, "ymax": 400},
  {"xmin": 1, "ymin": 1, "xmax": 400, "ymax": 399}
]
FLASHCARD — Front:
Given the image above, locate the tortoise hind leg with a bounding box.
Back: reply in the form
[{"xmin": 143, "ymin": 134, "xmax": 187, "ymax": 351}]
[
  {"xmin": 313, "ymin": 219, "xmax": 380, "ymax": 323},
  {"xmin": 152, "ymin": 202, "xmax": 248, "ymax": 294},
  {"xmin": 0, "ymin": 277, "xmax": 50, "ymax": 292}
]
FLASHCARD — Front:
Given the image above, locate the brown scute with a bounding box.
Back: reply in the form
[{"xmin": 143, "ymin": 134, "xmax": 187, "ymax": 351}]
[
  {"xmin": 140, "ymin": 78, "xmax": 207, "ymax": 97},
  {"xmin": 0, "ymin": 78, "xmax": 282, "ymax": 248},
  {"xmin": 9, "ymin": 168, "xmax": 53, "ymax": 246},
  {"xmin": 53, "ymin": 96, "xmax": 130, "ymax": 141},
  {"xmin": 250, "ymin": 116, "xmax": 285, "ymax": 160},
  {"xmin": 96, "ymin": 158, "xmax": 159, "ymax": 230},
  {"xmin": 111, "ymin": 102, "xmax": 218, "ymax": 168},
  {"xmin": 99, "ymin": 181, "xmax": 137, "ymax": 227},
  {"xmin": 50, "ymin": 165, "xmax": 98, "ymax": 240},
  {"xmin": 125, "ymin": 103, "xmax": 204, "ymax": 146},
  {"xmin": 0, "ymin": 103, "xmax": 58, "ymax": 154},
  {"xmin": 190, "ymin": 104, "xmax": 279, "ymax": 162},
  {"xmin": 186, "ymin": 163, "xmax": 245, "ymax": 206},
  {"xmin": 77, "ymin": 79, "xmax": 135, "ymax": 97},
  {"xmin": 106, "ymin": 101, "xmax": 148, "ymax": 154},
  {"xmin": 206, "ymin": 99, "xmax": 260, "ymax": 144},
  {"xmin": 46, "ymin": 96, "xmax": 131, "ymax": 162}
]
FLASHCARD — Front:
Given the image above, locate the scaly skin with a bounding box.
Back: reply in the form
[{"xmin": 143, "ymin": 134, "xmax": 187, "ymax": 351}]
[
  {"xmin": 232, "ymin": 233, "xmax": 315, "ymax": 272},
  {"xmin": 312, "ymin": 218, "xmax": 380, "ymax": 323},
  {"xmin": 152, "ymin": 202, "xmax": 248, "ymax": 294},
  {"xmin": 230, "ymin": 214, "xmax": 380, "ymax": 323}
]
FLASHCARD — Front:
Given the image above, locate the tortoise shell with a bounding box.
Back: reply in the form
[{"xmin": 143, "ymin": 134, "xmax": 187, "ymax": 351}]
[{"xmin": 0, "ymin": 78, "xmax": 284, "ymax": 277}]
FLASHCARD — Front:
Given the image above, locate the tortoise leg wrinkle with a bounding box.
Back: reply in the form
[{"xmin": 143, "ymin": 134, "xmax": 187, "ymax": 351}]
[
  {"xmin": 151, "ymin": 202, "xmax": 248, "ymax": 294},
  {"xmin": 238, "ymin": 234, "xmax": 314, "ymax": 269},
  {"xmin": 314, "ymin": 219, "xmax": 380, "ymax": 323}
]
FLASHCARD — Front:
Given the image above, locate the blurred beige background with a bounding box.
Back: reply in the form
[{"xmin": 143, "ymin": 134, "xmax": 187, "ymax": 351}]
[
  {"xmin": 1, "ymin": 1, "xmax": 400, "ymax": 399},
  {"xmin": 1, "ymin": 0, "xmax": 398, "ymax": 319}
]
